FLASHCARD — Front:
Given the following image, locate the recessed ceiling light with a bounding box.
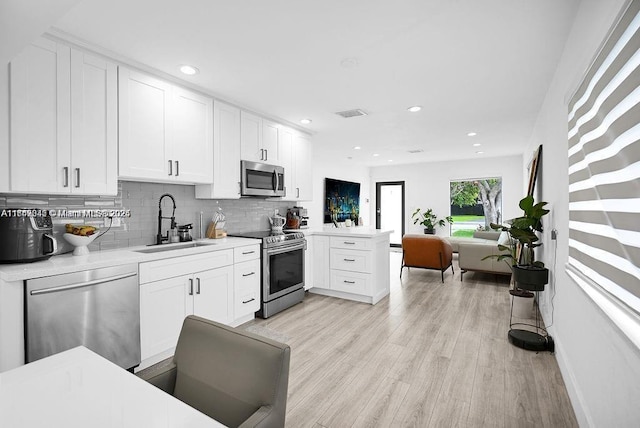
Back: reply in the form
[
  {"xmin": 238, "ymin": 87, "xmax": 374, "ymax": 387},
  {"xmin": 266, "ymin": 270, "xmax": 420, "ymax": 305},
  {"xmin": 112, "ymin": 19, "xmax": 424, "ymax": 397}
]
[
  {"xmin": 407, "ymin": 106, "xmax": 422, "ymax": 113},
  {"xmin": 388, "ymin": 159, "xmax": 393, "ymax": 162},
  {"xmin": 179, "ymin": 65, "xmax": 199, "ymax": 75},
  {"xmin": 353, "ymin": 146, "xmax": 361, "ymax": 150},
  {"xmin": 467, "ymin": 132, "xmax": 477, "ymax": 137},
  {"xmin": 476, "ymin": 151, "xmax": 484, "ymax": 154},
  {"xmin": 373, "ymin": 153, "xmax": 380, "ymax": 157},
  {"xmin": 473, "ymin": 143, "xmax": 481, "ymax": 147},
  {"xmin": 300, "ymin": 118, "xmax": 312, "ymax": 125}
]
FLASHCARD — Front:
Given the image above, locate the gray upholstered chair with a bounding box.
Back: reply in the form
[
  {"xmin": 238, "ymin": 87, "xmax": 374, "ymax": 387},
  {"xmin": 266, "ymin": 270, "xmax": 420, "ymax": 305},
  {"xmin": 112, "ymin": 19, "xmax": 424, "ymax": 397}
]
[{"xmin": 140, "ymin": 315, "xmax": 291, "ymax": 428}]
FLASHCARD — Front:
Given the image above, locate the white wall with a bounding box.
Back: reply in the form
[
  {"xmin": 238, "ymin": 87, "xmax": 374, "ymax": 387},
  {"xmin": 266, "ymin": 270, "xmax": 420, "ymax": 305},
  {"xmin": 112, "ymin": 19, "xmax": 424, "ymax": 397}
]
[
  {"xmin": 369, "ymin": 155, "xmax": 523, "ymax": 236},
  {"xmin": 525, "ymin": 0, "xmax": 640, "ymax": 426},
  {"xmin": 307, "ymin": 149, "xmax": 371, "ymax": 229}
]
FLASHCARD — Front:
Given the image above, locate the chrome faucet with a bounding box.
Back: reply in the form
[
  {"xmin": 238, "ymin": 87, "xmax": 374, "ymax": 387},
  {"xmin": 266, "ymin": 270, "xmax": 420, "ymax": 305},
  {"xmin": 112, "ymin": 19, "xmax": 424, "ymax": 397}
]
[{"xmin": 157, "ymin": 193, "xmax": 177, "ymax": 245}]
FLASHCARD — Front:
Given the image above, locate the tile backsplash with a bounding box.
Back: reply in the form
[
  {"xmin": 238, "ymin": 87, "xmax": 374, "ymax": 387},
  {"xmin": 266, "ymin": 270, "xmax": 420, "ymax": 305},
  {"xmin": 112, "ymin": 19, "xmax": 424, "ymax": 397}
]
[{"xmin": 0, "ymin": 181, "xmax": 293, "ymax": 253}]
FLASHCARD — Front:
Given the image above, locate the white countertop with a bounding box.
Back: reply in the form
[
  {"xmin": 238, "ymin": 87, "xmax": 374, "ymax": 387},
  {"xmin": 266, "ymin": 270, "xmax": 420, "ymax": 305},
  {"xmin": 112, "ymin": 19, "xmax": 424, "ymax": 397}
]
[
  {"xmin": 0, "ymin": 346, "xmax": 223, "ymax": 428},
  {"xmin": 302, "ymin": 226, "xmax": 393, "ymax": 237},
  {"xmin": 0, "ymin": 237, "xmax": 260, "ymax": 282}
]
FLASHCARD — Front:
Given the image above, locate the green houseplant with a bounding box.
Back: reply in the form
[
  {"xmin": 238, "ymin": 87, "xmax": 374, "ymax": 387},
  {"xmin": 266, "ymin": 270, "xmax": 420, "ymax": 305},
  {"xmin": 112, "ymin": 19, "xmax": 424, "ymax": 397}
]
[
  {"xmin": 487, "ymin": 195, "xmax": 550, "ymax": 292},
  {"xmin": 411, "ymin": 208, "xmax": 452, "ymax": 234}
]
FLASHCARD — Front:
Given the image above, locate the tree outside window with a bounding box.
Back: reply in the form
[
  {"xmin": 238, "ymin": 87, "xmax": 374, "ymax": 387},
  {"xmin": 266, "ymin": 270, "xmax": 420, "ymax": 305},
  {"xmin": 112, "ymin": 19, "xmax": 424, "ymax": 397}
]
[{"xmin": 450, "ymin": 178, "xmax": 502, "ymax": 237}]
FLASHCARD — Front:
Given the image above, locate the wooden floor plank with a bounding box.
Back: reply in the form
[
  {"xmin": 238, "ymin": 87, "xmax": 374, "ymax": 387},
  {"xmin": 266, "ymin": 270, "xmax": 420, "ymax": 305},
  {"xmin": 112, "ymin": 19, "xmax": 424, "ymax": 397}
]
[{"xmin": 234, "ymin": 251, "xmax": 578, "ymax": 428}]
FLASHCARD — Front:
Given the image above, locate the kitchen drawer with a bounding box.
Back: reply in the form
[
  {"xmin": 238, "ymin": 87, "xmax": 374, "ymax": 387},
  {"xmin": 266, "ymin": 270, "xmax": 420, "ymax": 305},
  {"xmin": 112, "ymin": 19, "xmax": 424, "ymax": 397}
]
[
  {"xmin": 234, "ymin": 244, "xmax": 260, "ymax": 263},
  {"xmin": 234, "ymin": 258, "xmax": 260, "ymax": 291},
  {"xmin": 330, "ymin": 236, "xmax": 372, "ymax": 250},
  {"xmin": 330, "ymin": 270, "xmax": 370, "ymax": 295},
  {"xmin": 140, "ymin": 249, "xmax": 233, "ymax": 284},
  {"xmin": 330, "ymin": 248, "xmax": 372, "ymax": 273},
  {"xmin": 235, "ymin": 287, "xmax": 260, "ymax": 318}
]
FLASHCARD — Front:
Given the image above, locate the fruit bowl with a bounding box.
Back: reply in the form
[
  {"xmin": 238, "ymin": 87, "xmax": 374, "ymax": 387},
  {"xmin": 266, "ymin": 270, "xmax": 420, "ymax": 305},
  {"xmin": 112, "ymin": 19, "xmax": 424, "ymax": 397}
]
[{"xmin": 63, "ymin": 231, "xmax": 99, "ymax": 256}]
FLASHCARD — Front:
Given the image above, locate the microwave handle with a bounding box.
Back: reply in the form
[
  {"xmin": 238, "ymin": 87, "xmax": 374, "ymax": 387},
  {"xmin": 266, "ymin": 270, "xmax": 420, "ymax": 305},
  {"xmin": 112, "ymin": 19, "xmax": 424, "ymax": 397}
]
[{"xmin": 272, "ymin": 169, "xmax": 278, "ymax": 192}]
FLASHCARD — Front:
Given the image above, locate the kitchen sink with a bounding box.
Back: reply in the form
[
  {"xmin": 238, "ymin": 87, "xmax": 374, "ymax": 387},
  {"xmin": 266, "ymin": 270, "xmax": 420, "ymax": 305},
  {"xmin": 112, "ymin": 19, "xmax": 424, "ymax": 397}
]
[{"xmin": 134, "ymin": 242, "xmax": 216, "ymax": 254}]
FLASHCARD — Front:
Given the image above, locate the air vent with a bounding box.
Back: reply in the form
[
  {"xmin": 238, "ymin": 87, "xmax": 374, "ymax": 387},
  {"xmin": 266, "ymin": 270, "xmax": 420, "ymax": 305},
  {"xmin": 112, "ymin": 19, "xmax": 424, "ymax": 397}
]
[
  {"xmin": 335, "ymin": 109, "xmax": 368, "ymax": 118},
  {"xmin": 408, "ymin": 149, "xmax": 424, "ymax": 154}
]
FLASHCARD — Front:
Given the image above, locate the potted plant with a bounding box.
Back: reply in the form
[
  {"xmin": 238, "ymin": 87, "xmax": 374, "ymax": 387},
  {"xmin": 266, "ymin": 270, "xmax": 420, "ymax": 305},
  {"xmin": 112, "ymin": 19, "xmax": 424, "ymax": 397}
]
[
  {"xmin": 411, "ymin": 208, "xmax": 452, "ymax": 234},
  {"xmin": 484, "ymin": 194, "xmax": 550, "ymax": 320}
]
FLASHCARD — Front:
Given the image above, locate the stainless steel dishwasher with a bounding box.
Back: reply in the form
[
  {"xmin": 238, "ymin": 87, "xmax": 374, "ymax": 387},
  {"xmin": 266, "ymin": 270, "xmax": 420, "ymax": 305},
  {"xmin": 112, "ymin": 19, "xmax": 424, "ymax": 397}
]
[{"xmin": 25, "ymin": 264, "xmax": 141, "ymax": 370}]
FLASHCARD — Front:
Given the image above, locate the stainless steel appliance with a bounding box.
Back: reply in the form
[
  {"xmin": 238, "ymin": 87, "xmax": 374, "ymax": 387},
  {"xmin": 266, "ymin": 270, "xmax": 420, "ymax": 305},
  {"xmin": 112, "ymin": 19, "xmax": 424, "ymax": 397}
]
[
  {"xmin": 0, "ymin": 209, "xmax": 57, "ymax": 263},
  {"xmin": 286, "ymin": 206, "xmax": 309, "ymax": 229},
  {"xmin": 241, "ymin": 160, "xmax": 285, "ymax": 197},
  {"xmin": 230, "ymin": 230, "xmax": 305, "ymax": 318},
  {"xmin": 177, "ymin": 224, "xmax": 193, "ymax": 241},
  {"xmin": 25, "ymin": 264, "xmax": 141, "ymax": 370}
]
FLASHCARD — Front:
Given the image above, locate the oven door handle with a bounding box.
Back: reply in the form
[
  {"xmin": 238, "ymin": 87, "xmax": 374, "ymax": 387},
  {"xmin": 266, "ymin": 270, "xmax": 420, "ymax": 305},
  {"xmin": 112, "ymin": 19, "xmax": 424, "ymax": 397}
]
[{"xmin": 265, "ymin": 241, "xmax": 306, "ymax": 255}]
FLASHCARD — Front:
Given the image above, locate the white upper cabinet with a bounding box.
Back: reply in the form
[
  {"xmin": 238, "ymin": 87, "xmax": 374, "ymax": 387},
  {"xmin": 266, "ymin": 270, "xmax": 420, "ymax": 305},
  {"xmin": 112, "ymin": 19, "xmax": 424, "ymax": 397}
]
[
  {"xmin": 70, "ymin": 50, "xmax": 118, "ymax": 194},
  {"xmin": 195, "ymin": 101, "xmax": 241, "ymax": 199},
  {"xmin": 117, "ymin": 68, "xmax": 170, "ymax": 181},
  {"xmin": 240, "ymin": 111, "xmax": 263, "ymax": 162},
  {"xmin": 170, "ymin": 87, "xmax": 213, "ymax": 183},
  {"xmin": 9, "ymin": 38, "xmax": 117, "ymax": 194},
  {"xmin": 240, "ymin": 113, "xmax": 284, "ymax": 165},
  {"xmin": 278, "ymin": 126, "xmax": 294, "ymax": 198},
  {"xmin": 118, "ymin": 67, "xmax": 213, "ymax": 184},
  {"xmin": 293, "ymin": 132, "xmax": 313, "ymax": 201},
  {"xmin": 261, "ymin": 119, "xmax": 280, "ymax": 164}
]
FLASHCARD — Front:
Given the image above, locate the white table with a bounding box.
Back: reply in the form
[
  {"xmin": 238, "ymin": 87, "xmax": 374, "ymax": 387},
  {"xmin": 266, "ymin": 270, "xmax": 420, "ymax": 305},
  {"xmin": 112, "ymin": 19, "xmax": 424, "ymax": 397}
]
[{"xmin": 0, "ymin": 346, "xmax": 224, "ymax": 427}]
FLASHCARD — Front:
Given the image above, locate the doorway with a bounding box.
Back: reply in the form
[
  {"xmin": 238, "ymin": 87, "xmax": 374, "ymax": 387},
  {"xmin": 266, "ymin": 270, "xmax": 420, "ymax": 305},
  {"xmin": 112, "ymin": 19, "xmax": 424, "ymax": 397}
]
[{"xmin": 375, "ymin": 181, "xmax": 405, "ymax": 247}]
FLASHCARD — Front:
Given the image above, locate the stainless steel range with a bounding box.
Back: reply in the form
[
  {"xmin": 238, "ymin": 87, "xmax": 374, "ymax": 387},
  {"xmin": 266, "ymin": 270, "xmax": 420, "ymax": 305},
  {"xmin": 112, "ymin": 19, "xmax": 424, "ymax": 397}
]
[{"xmin": 230, "ymin": 230, "xmax": 306, "ymax": 318}]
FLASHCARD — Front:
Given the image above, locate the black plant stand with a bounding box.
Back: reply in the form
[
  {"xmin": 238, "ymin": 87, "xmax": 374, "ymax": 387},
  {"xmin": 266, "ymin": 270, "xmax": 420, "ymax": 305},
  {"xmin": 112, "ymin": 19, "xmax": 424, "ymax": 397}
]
[{"xmin": 508, "ymin": 267, "xmax": 554, "ymax": 352}]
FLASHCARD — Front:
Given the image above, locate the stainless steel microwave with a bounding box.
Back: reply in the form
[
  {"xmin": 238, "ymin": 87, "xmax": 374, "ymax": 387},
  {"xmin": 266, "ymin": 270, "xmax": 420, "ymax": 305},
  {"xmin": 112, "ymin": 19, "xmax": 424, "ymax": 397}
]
[{"xmin": 241, "ymin": 160, "xmax": 285, "ymax": 197}]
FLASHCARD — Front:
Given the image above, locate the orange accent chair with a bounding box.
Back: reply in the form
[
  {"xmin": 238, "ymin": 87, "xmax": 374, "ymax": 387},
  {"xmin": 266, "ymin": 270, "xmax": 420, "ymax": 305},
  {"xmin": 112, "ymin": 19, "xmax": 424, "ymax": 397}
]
[{"xmin": 401, "ymin": 234, "xmax": 454, "ymax": 282}]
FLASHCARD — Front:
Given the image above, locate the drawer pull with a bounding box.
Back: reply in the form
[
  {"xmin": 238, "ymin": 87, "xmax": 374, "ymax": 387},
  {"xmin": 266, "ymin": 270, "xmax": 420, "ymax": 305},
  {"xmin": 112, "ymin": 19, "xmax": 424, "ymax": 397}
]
[
  {"xmin": 242, "ymin": 298, "xmax": 255, "ymax": 304},
  {"xmin": 343, "ymin": 280, "xmax": 356, "ymax": 284},
  {"xmin": 343, "ymin": 258, "xmax": 356, "ymax": 262},
  {"xmin": 242, "ymin": 251, "xmax": 255, "ymax": 255},
  {"xmin": 344, "ymin": 241, "xmax": 356, "ymax": 245},
  {"xmin": 242, "ymin": 272, "xmax": 255, "ymax": 277}
]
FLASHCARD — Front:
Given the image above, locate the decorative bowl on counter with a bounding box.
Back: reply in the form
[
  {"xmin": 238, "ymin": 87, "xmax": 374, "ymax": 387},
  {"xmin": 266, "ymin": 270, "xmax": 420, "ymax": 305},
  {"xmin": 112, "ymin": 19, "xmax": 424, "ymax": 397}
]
[{"xmin": 63, "ymin": 232, "xmax": 99, "ymax": 256}]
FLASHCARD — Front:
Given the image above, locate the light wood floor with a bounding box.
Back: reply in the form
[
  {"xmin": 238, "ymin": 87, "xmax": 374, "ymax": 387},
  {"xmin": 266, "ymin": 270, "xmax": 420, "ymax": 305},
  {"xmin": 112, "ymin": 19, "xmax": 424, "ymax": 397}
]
[{"xmin": 244, "ymin": 251, "xmax": 578, "ymax": 428}]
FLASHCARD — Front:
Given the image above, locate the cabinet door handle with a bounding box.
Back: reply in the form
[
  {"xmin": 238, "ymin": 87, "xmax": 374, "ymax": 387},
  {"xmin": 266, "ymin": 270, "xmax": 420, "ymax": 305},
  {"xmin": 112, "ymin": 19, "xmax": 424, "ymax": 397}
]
[
  {"xmin": 188, "ymin": 278, "xmax": 193, "ymax": 295},
  {"xmin": 242, "ymin": 298, "xmax": 255, "ymax": 304},
  {"xmin": 196, "ymin": 277, "xmax": 200, "ymax": 294},
  {"xmin": 260, "ymin": 149, "xmax": 264, "ymax": 160},
  {"xmin": 75, "ymin": 168, "xmax": 80, "ymax": 188},
  {"xmin": 265, "ymin": 149, "xmax": 268, "ymax": 161},
  {"xmin": 168, "ymin": 160, "xmax": 173, "ymax": 176},
  {"xmin": 242, "ymin": 271, "xmax": 255, "ymax": 277},
  {"xmin": 63, "ymin": 167, "xmax": 69, "ymax": 187},
  {"xmin": 297, "ymin": 187, "xmax": 300, "ymax": 198},
  {"xmin": 344, "ymin": 258, "xmax": 355, "ymax": 262},
  {"xmin": 344, "ymin": 241, "xmax": 356, "ymax": 245},
  {"xmin": 343, "ymin": 280, "xmax": 356, "ymax": 284},
  {"xmin": 175, "ymin": 160, "xmax": 179, "ymax": 177}
]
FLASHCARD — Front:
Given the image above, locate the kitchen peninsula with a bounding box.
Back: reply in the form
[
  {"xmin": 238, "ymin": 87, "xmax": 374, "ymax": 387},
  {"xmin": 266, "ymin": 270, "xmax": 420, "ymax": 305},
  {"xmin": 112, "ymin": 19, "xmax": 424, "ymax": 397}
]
[{"xmin": 306, "ymin": 227, "xmax": 392, "ymax": 305}]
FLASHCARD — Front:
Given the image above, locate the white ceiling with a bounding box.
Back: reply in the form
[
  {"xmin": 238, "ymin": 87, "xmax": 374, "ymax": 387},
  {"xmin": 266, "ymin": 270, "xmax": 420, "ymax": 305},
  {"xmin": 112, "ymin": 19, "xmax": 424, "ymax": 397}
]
[{"xmin": 52, "ymin": 0, "xmax": 580, "ymax": 166}]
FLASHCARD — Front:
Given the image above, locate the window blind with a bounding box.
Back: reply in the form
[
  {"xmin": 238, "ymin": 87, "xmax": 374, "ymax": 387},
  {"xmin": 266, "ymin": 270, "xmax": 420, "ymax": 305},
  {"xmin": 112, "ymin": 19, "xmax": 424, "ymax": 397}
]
[{"xmin": 567, "ymin": 0, "xmax": 640, "ymax": 320}]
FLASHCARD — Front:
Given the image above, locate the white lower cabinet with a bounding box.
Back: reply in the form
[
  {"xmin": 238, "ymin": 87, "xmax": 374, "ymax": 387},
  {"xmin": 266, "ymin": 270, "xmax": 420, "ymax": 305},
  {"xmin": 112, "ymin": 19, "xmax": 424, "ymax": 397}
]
[
  {"xmin": 138, "ymin": 244, "xmax": 261, "ymax": 367},
  {"xmin": 233, "ymin": 258, "xmax": 261, "ymax": 321},
  {"xmin": 309, "ymin": 232, "xmax": 390, "ymax": 305},
  {"xmin": 232, "ymin": 245, "xmax": 261, "ymax": 325},
  {"xmin": 139, "ymin": 275, "xmax": 191, "ymax": 361},
  {"xmin": 139, "ymin": 264, "xmax": 233, "ymax": 363}
]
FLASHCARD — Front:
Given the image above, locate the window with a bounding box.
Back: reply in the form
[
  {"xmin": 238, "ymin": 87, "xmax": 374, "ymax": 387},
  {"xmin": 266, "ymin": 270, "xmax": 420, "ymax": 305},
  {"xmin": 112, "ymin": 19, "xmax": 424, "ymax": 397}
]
[
  {"xmin": 450, "ymin": 178, "xmax": 502, "ymax": 237},
  {"xmin": 567, "ymin": 0, "xmax": 640, "ymax": 348}
]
